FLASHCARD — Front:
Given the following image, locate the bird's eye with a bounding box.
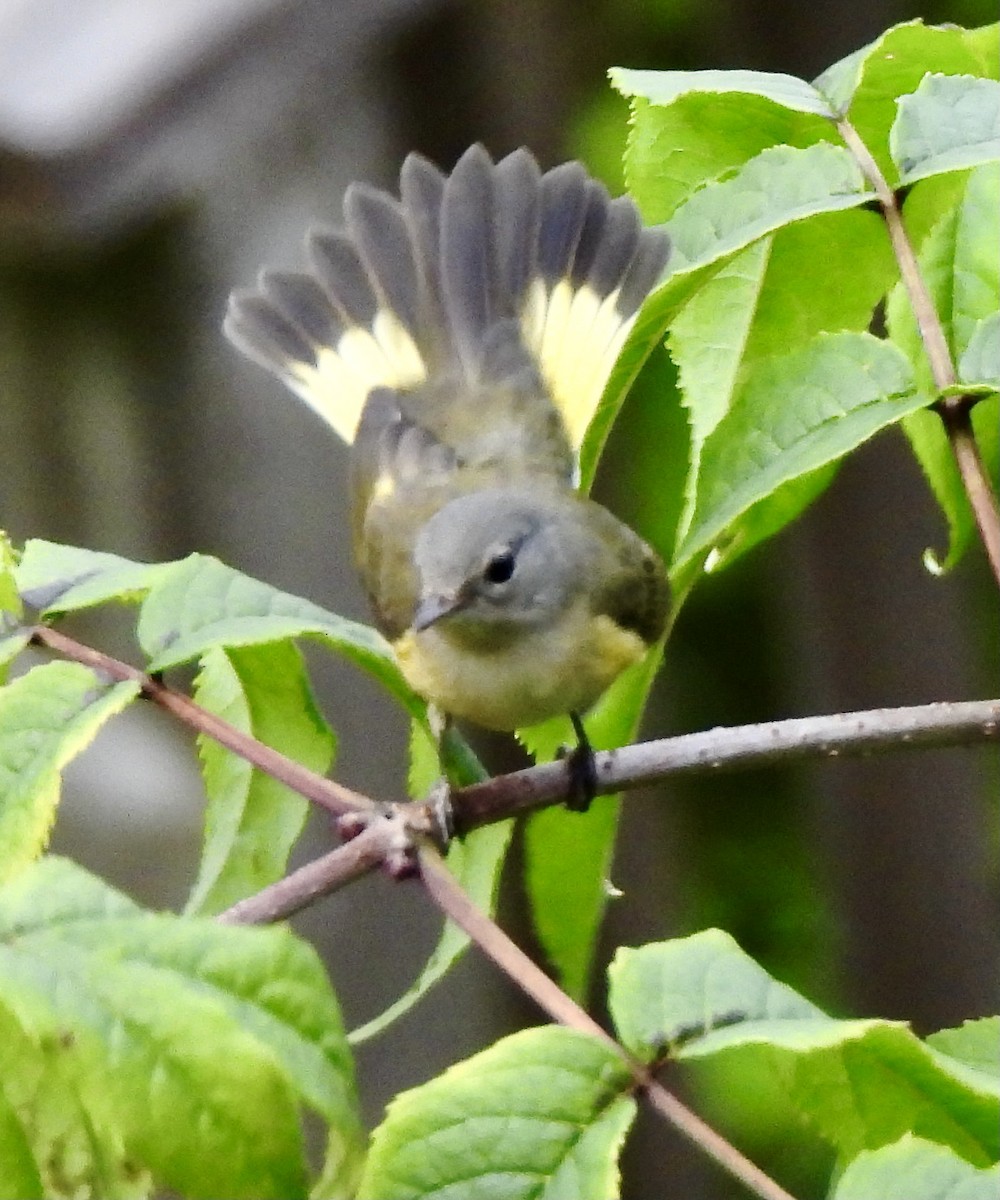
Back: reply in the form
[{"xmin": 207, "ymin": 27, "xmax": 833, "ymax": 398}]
[{"xmin": 483, "ymin": 550, "xmax": 516, "ymax": 585}]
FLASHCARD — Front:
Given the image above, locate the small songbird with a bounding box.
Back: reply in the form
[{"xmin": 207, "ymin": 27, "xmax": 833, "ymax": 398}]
[{"xmin": 225, "ymin": 145, "xmax": 670, "ymax": 787}]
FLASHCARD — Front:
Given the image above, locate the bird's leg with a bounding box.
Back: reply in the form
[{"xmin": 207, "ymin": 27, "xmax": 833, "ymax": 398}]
[
  {"xmin": 423, "ymin": 704, "xmax": 456, "ymax": 847},
  {"xmin": 563, "ymin": 712, "xmax": 598, "ymax": 813}
]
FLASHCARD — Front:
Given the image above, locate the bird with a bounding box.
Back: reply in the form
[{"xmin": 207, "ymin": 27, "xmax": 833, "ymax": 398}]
[{"xmin": 224, "ymin": 144, "xmax": 671, "ymax": 808}]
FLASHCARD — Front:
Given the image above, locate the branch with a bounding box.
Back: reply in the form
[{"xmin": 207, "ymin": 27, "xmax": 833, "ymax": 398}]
[
  {"xmin": 419, "ymin": 845, "xmax": 798, "ymax": 1200},
  {"xmin": 837, "ymin": 120, "xmax": 954, "ymax": 389},
  {"xmin": 451, "ymin": 698, "xmax": 1000, "ymax": 833},
  {"xmin": 218, "ymin": 822, "xmax": 388, "ymax": 923},
  {"xmin": 30, "ymin": 624, "xmax": 375, "ymax": 818},
  {"xmin": 837, "ymin": 118, "xmax": 1000, "ymax": 586},
  {"xmin": 31, "ymin": 622, "xmax": 1000, "ymax": 927},
  {"xmin": 936, "ymin": 401, "xmax": 1000, "ymax": 583}
]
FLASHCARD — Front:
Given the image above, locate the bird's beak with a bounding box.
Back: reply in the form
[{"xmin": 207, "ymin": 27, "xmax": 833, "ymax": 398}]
[{"xmin": 411, "ymin": 590, "xmax": 468, "ymax": 632}]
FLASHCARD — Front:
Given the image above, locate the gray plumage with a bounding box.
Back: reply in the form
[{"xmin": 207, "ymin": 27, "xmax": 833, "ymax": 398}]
[
  {"xmin": 224, "ymin": 145, "xmax": 673, "ymax": 662},
  {"xmin": 224, "ymin": 143, "xmax": 670, "ymax": 405}
]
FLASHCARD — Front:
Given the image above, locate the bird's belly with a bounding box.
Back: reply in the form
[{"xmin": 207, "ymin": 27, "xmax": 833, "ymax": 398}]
[{"xmin": 394, "ymin": 606, "xmax": 648, "ymax": 731}]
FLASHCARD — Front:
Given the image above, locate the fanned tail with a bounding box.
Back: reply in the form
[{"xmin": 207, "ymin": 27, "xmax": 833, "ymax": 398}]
[{"xmin": 225, "ymin": 146, "xmax": 670, "ymax": 450}]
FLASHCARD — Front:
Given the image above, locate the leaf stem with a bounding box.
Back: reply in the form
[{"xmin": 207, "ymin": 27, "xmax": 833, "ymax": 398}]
[
  {"xmin": 936, "ymin": 400, "xmax": 1000, "ymax": 584},
  {"xmin": 837, "ymin": 117, "xmax": 1000, "ymax": 586},
  {"xmin": 30, "ymin": 624, "xmax": 374, "ymax": 817},
  {"xmin": 419, "ymin": 845, "xmax": 798, "ymax": 1200},
  {"xmin": 836, "ymin": 119, "xmax": 954, "ymax": 388},
  {"xmin": 217, "ymin": 823, "xmax": 388, "ymax": 923}
]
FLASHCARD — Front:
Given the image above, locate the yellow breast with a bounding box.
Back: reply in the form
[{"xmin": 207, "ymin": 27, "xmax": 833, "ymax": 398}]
[{"xmin": 393, "ymin": 602, "xmax": 647, "ymax": 731}]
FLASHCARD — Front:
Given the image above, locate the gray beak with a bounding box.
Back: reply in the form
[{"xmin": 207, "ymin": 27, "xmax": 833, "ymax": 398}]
[{"xmin": 411, "ymin": 591, "xmax": 467, "ymax": 632}]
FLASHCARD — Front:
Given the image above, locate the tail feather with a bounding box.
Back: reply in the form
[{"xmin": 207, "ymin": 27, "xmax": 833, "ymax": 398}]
[
  {"xmin": 439, "ymin": 145, "xmax": 500, "ymax": 375},
  {"xmin": 225, "ymin": 145, "xmax": 670, "ymax": 451},
  {"xmin": 343, "ymin": 185, "xmax": 422, "ymax": 338},
  {"xmin": 494, "ymin": 149, "xmax": 541, "ymax": 304},
  {"xmin": 399, "ymin": 153, "xmax": 448, "ymax": 363}
]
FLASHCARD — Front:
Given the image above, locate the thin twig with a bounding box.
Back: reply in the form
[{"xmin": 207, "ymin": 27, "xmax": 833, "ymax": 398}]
[
  {"xmin": 30, "ymin": 624, "xmax": 374, "ymax": 818},
  {"xmin": 419, "ymin": 845, "xmax": 798, "ymax": 1200},
  {"xmin": 218, "ymin": 822, "xmax": 388, "ymax": 923},
  {"xmin": 837, "ymin": 117, "xmax": 1000, "ymax": 587},
  {"xmin": 937, "ymin": 402, "xmax": 1000, "ymax": 583},
  {"xmin": 451, "ymin": 698, "xmax": 1000, "ymax": 832},
  {"xmin": 30, "ymin": 622, "xmax": 1000, "ymax": 919},
  {"xmin": 837, "ymin": 119, "xmax": 954, "ymax": 389}
]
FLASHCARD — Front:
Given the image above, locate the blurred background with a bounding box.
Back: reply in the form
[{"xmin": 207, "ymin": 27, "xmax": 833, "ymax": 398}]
[{"xmin": 0, "ymin": 1, "xmax": 996, "ymax": 1196}]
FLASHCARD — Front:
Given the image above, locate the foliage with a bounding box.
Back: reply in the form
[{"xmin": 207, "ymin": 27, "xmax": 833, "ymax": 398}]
[{"xmin": 0, "ymin": 18, "xmax": 997, "ymax": 1199}]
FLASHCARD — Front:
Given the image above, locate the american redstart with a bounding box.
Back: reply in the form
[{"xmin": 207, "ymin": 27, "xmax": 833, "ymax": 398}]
[{"xmin": 225, "ymin": 145, "xmax": 670, "ymax": 780}]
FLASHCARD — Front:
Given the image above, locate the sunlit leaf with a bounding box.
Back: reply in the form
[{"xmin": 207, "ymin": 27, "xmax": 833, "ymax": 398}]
[
  {"xmin": 186, "ymin": 642, "xmax": 335, "ymax": 915},
  {"xmin": 891, "ymin": 74, "xmax": 1000, "ymax": 184},
  {"xmin": 0, "ymin": 664, "xmax": 139, "ymax": 886},
  {"xmin": 357, "ymin": 1026, "xmax": 635, "ymax": 1200},
  {"xmin": 832, "ymin": 1135, "xmax": 1000, "ymax": 1200}
]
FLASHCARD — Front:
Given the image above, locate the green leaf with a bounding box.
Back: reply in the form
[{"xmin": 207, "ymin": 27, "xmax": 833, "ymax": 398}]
[
  {"xmin": 832, "ymin": 1135, "xmax": 1000, "ymax": 1200},
  {"xmin": 0, "ymin": 1025, "xmax": 44, "ymax": 1200},
  {"xmin": 959, "ymin": 313, "xmax": 1000, "ymax": 387},
  {"xmin": 699, "ymin": 462, "xmax": 840, "ymax": 574},
  {"xmin": 609, "ymin": 929, "xmax": 821, "ymax": 1058},
  {"xmin": 136, "ymin": 552, "xmax": 424, "ymax": 717},
  {"xmin": 0, "ymin": 856, "xmax": 359, "ymax": 1199},
  {"xmin": 615, "ymin": 73, "xmax": 835, "ymax": 224},
  {"xmin": 0, "ymin": 663, "xmax": 140, "ymax": 886},
  {"xmin": 817, "ymin": 20, "xmax": 1000, "ymax": 180},
  {"xmin": 888, "ymin": 164, "xmax": 1000, "ymax": 571},
  {"xmin": 607, "ymin": 930, "xmax": 1000, "ymax": 1164},
  {"xmin": 927, "ymin": 1018, "xmax": 1000, "ymax": 1080},
  {"xmin": 351, "ymin": 716, "xmax": 512, "ymax": 1048},
  {"xmin": 669, "ymin": 209, "xmax": 896, "ymax": 556},
  {"xmin": 522, "ymin": 647, "xmax": 664, "ymax": 1001},
  {"xmin": 0, "ymin": 535, "xmax": 26, "ymax": 676},
  {"xmin": 892, "ymin": 74, "xmax": 1000, "ymax": 185},
  {"xmin": 676, "ymin": 332, "xmax": 927, "ymax": 568},
  {"xmin": 611, "ymin": 67, "xmax": 835, "ymax": 117},
  {"xmin": 0, "ymin": 533, "xmax": 18, "ymax": 616},
  {"xmin": 0, "ymin": 999, "xmax": 147, "ymax": 1200},
  {"xmin": 15, "ymin": 540, "xmax": 170, "ymax": 615},
  {"xmin": 186, "ymin": 642, "xmax": 335, "ymax": 915},
  {"xmin": 666, "ymin": 143, "xmax": 871, "ymax": 273},
  {"xmin": 357, "ymin": 1026, "xmax": 635, "ymax": 1200},
  {"xmin": 350, "ymin": 820, "xmax": 513, "ymax": 1046},
  {"xmin": 351, "ymin": 733, "xmax": 512, "ymax": 1044}
]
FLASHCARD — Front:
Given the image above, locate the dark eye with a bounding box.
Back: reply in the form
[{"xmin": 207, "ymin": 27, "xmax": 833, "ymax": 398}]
[{"xmin": 483, "ymin": 550, "xmax": 516, "ymax": 585}]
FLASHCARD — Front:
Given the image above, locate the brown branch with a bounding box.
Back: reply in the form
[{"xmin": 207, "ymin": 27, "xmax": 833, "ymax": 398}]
[
  {"xmin": 218, "ymin": 822, "xmax": 388, "ymax": 923},
  {"xmin": 31, "ymin": 621, "xmax": 1000, "ymax": 932},
  {"xmin": 206, "ymin": 696, "xmax": 999, "ymax": 928},
  {"xmin": 450, "ymin": 698, "xmax": 1000, "ymax": 833},
  {"xmin": 837, "ymin": 117, "xmax": 1000, "ymax": 587},
  {"xmin": 419, "ymin": 844, "xmax": 798, "ymax": 1200},
  {"xmin": 30, "ymin": 624, "xmax": 375, "ymax": 818},
  {"xmin": 937, "ymin": 402, "xmax": 1000, "ymax": 583},
  {"xmin": 29, "ymin": 625, "xmax": 993, "ymax": 1196},
  {"xmin": 836, "ymin": 119, "xmax": 954, "ymax": 389}
]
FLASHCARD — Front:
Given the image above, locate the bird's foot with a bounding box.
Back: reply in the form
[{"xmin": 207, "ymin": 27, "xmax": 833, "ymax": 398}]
[{"xmin": 559, "ymin": 712, "xmax": 598, "ymax": 813}]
